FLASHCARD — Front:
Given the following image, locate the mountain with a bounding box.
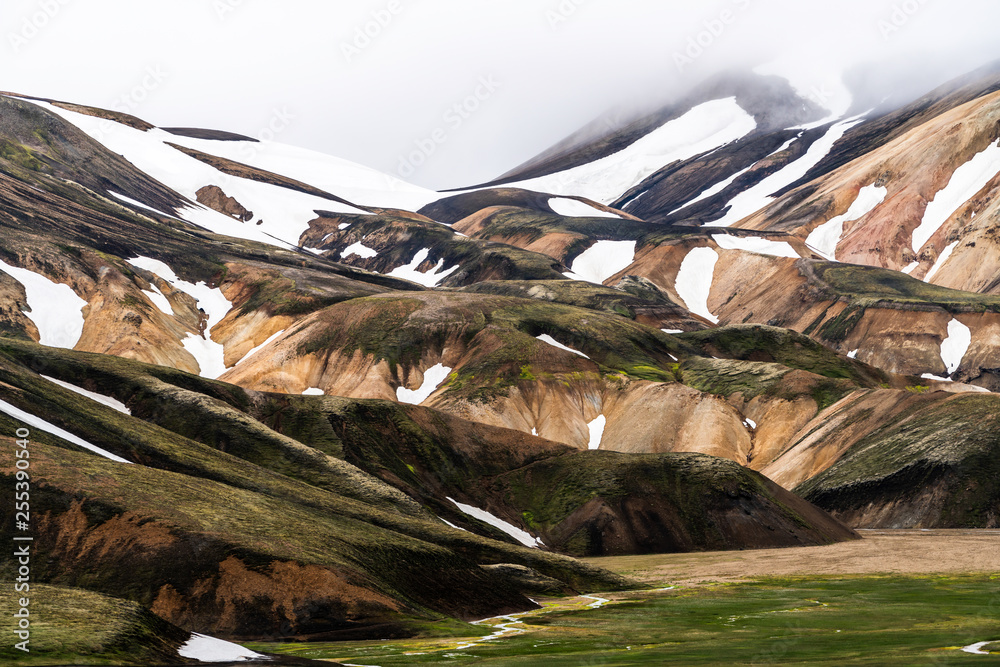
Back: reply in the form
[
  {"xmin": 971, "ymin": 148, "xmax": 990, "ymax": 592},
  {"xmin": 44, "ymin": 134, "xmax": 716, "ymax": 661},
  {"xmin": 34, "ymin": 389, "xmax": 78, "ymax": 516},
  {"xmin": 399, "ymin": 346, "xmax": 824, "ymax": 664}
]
[{"xmin": 2, "ymin": 58, "xmax": 1000, "ymax": 659}]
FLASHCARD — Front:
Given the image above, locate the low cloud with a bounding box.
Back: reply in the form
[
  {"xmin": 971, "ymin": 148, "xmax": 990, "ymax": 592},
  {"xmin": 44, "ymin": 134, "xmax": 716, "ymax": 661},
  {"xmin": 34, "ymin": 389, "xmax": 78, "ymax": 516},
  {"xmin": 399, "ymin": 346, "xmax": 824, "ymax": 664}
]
[{"xmin": 3, "ymin": 0, "xmax": 998, "ymax": 189}]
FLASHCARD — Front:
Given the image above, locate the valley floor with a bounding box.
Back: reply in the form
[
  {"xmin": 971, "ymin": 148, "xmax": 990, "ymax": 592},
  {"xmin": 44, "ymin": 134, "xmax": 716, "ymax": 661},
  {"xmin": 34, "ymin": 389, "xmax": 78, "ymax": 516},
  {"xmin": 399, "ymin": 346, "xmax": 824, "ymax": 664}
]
[
  {"xmin": 249, "ymin": 530, "xmax": 1000, "ymax": 666},
  {"xmin": 585, "ymin": 529, "xmax": 1000, "ymax": 586}
]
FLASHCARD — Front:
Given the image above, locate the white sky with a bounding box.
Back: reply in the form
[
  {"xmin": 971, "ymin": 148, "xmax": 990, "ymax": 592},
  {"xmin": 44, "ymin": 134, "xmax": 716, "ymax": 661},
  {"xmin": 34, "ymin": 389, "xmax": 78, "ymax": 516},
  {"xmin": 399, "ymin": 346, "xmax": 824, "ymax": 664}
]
[{"xmin": 3, "ymin": 0, "xmax": 999, "ymax": 190}]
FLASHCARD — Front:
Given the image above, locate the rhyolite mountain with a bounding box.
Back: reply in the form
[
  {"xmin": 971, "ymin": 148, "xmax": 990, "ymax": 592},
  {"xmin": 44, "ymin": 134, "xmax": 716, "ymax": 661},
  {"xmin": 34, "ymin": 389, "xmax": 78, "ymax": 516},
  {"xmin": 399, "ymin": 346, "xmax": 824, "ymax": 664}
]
[{"xmin": 1, "ymin": 60, "xmax": 1000, "ymax": 663}]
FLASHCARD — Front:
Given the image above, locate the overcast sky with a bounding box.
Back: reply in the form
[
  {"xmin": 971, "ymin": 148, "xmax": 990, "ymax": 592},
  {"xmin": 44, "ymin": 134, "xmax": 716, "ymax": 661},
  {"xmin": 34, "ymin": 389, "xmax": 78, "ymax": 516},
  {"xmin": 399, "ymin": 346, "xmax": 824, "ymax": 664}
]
[{"xmin": 3, "ymin": 0, "xmax": 999, "ymax": 190}]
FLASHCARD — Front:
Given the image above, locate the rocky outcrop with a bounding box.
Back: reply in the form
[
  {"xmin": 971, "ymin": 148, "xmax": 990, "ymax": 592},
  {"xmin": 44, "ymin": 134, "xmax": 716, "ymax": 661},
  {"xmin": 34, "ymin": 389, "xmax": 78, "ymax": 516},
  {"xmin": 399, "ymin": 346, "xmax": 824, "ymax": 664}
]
[{"xmin": 195, "ymin": 185, "xmax": 254, "ymax": 222}]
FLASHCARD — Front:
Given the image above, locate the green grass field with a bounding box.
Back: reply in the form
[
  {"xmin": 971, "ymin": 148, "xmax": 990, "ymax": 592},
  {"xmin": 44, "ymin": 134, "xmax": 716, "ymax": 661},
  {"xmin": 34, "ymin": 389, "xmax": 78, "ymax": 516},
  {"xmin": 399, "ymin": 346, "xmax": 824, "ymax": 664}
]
[{"xmin": 249, "ymin": 575, "xmax": 1000, "ymax": 666}]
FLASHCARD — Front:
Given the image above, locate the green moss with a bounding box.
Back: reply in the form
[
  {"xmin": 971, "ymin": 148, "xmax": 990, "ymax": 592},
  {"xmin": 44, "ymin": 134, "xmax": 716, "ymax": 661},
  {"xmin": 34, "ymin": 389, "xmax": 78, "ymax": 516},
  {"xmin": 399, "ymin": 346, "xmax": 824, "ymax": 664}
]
[
  {"xmin": 0, "ymin": 585, "xmax": 189, "ymax": 665},
  {"xmin": 817, "ymin": 303, "xmax": 866, "ymax": 342},
  {"xmin": 811, "ymin": 261, "xmax": 1000, "ymax": 312},
  {"xmin": 0, "ymin": 138, "xmax": 47, "ymax": 172},
  {"xmin": 282, "ymin": 575, "xmax": 1000, "ymax": 665},
  {"xmin": 679, "ymin": 323, "xmax": 889, "ymax": 387},
  {"xmin": 796, "ymin": 394, "xmax": 1000, "ymax": 527}
]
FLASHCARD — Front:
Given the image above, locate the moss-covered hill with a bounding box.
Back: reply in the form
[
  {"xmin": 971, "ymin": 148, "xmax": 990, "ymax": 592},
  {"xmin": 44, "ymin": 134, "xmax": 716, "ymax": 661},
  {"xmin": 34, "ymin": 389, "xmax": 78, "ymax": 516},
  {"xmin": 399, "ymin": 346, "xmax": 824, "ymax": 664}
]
[
  {"xmin": 0, "ymin": 338, "xmax": 860, "ymax": 645},
  {"xmin": 678, "ymin": 324, "xmax": 893, "ymax": 388},
  {"xmin": 795, "ymin": 392, "xmax": 1000, "ymax": 528},
  {"xmin": 458, "ymin": 277, "xmax": 707, "ymax": 331},
  {"xmin": 0, "ymin": 586, "xmax": 192, "ymax": 666}
]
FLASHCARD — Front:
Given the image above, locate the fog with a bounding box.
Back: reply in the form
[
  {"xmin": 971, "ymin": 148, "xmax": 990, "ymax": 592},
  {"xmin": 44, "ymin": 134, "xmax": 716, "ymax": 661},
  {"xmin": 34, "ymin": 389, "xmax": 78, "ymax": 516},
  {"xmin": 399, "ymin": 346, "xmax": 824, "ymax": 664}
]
[{"xmin": 3, "ymin": 0, "xmax": 999, "ymax": 189}]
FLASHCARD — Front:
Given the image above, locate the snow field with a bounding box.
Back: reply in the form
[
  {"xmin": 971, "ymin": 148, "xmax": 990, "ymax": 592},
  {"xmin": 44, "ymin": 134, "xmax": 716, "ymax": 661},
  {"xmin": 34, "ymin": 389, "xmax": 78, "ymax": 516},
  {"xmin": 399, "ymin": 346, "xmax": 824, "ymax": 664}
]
[
  {"xmin": 805, "ymin": 185, "xmax": 888, "ymax": 260},
  {"xmin": 563, "ymin": 240, "xmax": 637, "ymax": 284},
  {"xmin": 706, "ymin": 115, "xmax": 867, "ymax": 228},
  {"xmin": 913, "ymin": 140, "xmax": 1000, "ymax": 252},
  {"xmin": 0, "ymin": 259, "xmax": 87, "ymax": 349},
  {"xmin": 712, "ymin": 234, "xmax": 799, "ymax": 258},
  {"xmin": 31, "ymin": 101, "xmax": 368, "ymax": 250},
  {"xmin": 548, "ymin": 197, "xmax": 622, "ymax": 218},
  {"xmin": 675, "ymin": 247, "xmax": 720, "ymax": 323},
  {"xmin": 512, "ymin": 98, "xmax": 757, "ymax": 204}
]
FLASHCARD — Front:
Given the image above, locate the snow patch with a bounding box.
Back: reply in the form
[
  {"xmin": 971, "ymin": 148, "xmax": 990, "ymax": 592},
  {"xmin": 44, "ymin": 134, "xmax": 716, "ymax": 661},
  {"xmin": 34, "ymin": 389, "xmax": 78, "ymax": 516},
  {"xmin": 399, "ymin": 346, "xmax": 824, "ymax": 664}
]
[
  {"xmin": 675, "ymin": 247, "xmax": 720, "ymax": 324},
  {"xmin": 913, "ymin": 140, "xmax": 1000, "ymax": 252},
  {"xmin": 396, "ymin": 363, "xmax": 452, "ymax": 405},
  {"xmin": 128, "ymin": 257, "xmax": 232, "ymax": 378},
  {"xmin": 805, "ymin": 185, "xmax": 888, "ymax": 260},
  {"xmin": 901, "ymin": 262, "xmax": 919, "ymax": 275},
  {"xmin": 548, "ymin": 197, "xmax": 621, "ymax": 218},
  {"xmin": 512, "ymin": 98, "xmax": 757, "ymax": 204},
  {"xmin": 177, "ymin": 633, "xmax": 267, "ymax": 663},
  {"xmin": 109, "ymin": 191, "xmax": 177, "ymax": 219},
  {"xmin": 661, "ymin": 329, "xmax": 684, "ymax": 335},
  {"xmin": 848, "ymin": 350, "xmax": 859, "ymax": 359},
  {"xmin": 439, "ymin": 517, "xmax": 467, "ymax": 532},
  {"xmin": 712, "ymin": 234, "xmax": 799, "ymax": 258},
  {"xmin": 142, "ymin": 286, "xmax": 174, "ymax": 315},
  {"xmin": 235, "ymin": 330, "xmax": 286, "ymax": 366},
  {"xmin": 940, "ymin": 318, "xmax": 971, "ymax": 375},
  {"xmin": 536, "ymin": 334, "xmax": 590, "ymax": 359},
  {"xmin": 0, "ymin": 398, "xmax": 131, "ymax": 463},
  {"xmin": 0, "ymin": 259, "xmax": 87, "ymax": 349},
  {"xmin": 386, "ymin": 248, "xmax": 459, "ymax": 287},
  {"xmin": 182, "ymin": 335, "xmax": 228, "ymax": 380},
  {"xmin": 925, "ymin": 241, "xmax": 959, "ymax": 283},
  {"xmin": 42, "ymin": 376, "xmax": 131, "ymax": 415},
  {"xmin": 563, "ymin": 240, "xmax": 636, "ymax": 284},
  {"xmin": 301, "ymin": 387, "xmax": 325, "ymax": 396},
  {"xmin": 447, "ymin": 497, "xmax": 544, "ymax": 548},
  {"xmin": 706, "ymin": 115, "xmax": 867, "ymax": 228},
  {"xmin": 962, "ymin": 641, "xmax": 996, "ymax": 655},
  {"xmin": 743, "ymin": 418, "xmax": 757, "ymax": 430},
  {"xmin": 587, "ymin": 415, "xmax": 606, "ymax": 450},
  {"xmin": 341, "ymin": 241, "xmax": 378, "ymax": 259},
  {"xmin": 128, "ymin": 257, "xmax": 231, "ymax": 326}
]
